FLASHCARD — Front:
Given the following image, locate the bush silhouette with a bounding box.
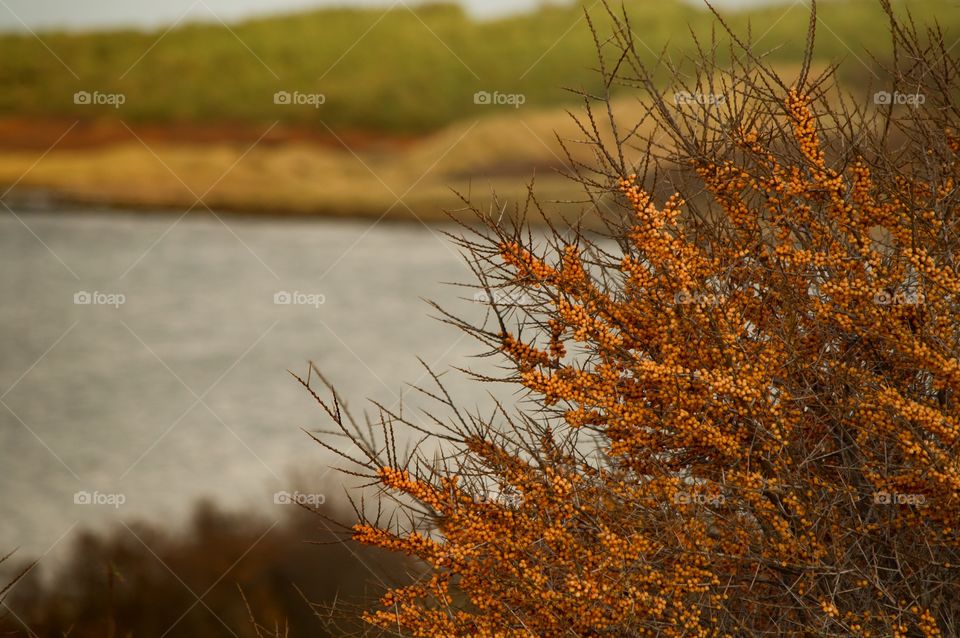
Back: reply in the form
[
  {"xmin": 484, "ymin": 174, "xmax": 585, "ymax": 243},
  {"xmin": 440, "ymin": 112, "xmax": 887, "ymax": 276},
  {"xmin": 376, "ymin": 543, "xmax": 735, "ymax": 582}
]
[{"xmin": 0, "ymin": 499, "xmax": 414, "ymax": 637}]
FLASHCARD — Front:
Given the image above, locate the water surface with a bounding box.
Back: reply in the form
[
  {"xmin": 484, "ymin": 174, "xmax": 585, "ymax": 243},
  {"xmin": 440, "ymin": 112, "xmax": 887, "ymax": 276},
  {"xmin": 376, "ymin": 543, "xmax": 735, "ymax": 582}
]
[{"xmin": 0, "ymin": 209, "xmax": 499, "ymax": 566}]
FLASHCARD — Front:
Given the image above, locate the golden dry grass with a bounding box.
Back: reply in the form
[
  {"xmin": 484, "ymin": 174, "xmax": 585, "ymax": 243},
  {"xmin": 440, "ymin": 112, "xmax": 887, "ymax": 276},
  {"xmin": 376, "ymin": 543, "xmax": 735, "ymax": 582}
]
[{"xmin": 0, "ymin": 98, "xmax": 656, "ymax": 222}]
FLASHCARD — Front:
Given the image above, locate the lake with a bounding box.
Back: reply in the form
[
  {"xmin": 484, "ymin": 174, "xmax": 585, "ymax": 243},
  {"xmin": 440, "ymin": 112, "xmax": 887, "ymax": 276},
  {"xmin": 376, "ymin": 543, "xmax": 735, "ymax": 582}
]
[{"xmin": 0, "ymin": 209, "xmax": 503, "ymax": 569}]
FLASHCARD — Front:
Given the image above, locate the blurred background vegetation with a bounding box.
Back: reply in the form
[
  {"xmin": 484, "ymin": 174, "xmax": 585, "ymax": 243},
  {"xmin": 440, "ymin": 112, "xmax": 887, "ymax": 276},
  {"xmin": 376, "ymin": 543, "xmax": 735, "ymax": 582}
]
[
  {"xmin": 0, "ymin": 0, "xmax": 950, "ymax": 132},
  {"xmin": 0, "ymin": 0, "xmax": 956, "ymax": 220}
]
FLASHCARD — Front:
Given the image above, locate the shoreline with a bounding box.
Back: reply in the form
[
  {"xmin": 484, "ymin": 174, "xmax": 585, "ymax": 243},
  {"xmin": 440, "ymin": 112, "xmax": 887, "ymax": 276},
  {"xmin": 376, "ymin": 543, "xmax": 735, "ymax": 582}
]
[
  {"xmin": 0, "ymin": 185, "xmax": 458, "ymax": 223},
  {"xmin": 0, "ymin": 102, "xmax": 650, "ymax": 228},
  {"xmin": 0, "ymin": 184, "xmax": 601, "ymax": 228}
]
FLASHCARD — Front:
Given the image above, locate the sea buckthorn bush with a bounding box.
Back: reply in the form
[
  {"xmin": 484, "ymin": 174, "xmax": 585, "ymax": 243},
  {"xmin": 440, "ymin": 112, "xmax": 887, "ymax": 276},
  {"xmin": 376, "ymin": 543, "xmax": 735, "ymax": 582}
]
[{"xmin": 304, "ymin": 2, "xmax": 960, "ymax": 635}]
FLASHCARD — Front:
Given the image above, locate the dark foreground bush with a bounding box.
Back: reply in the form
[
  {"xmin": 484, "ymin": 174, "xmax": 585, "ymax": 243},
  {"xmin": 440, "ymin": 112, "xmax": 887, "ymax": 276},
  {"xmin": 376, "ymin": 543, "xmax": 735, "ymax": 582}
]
[{"xmin": 0, "ymin": 500, "xmax": 414, "ymax": 637}]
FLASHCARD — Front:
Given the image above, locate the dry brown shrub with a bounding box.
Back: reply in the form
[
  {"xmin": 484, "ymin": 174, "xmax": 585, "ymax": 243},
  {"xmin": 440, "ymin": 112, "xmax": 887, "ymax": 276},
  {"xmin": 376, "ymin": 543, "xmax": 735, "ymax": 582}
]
[{"xmin": 301, "ymin": 2, "xmax": 960, "ymax": 636}]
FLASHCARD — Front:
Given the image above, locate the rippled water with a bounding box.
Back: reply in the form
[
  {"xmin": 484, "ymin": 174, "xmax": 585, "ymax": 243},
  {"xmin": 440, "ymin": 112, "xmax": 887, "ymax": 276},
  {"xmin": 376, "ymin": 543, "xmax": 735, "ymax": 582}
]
[{"xmin": 0, "ymin": 209, "xmax": 500, "ymax": 566}]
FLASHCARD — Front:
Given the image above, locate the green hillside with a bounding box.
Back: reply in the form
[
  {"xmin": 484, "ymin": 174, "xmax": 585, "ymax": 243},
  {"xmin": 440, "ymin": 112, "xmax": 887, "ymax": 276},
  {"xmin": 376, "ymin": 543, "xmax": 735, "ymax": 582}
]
[{"xmin": 0, "ymin": 0, "xmax": 956, "ymax": 133}]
